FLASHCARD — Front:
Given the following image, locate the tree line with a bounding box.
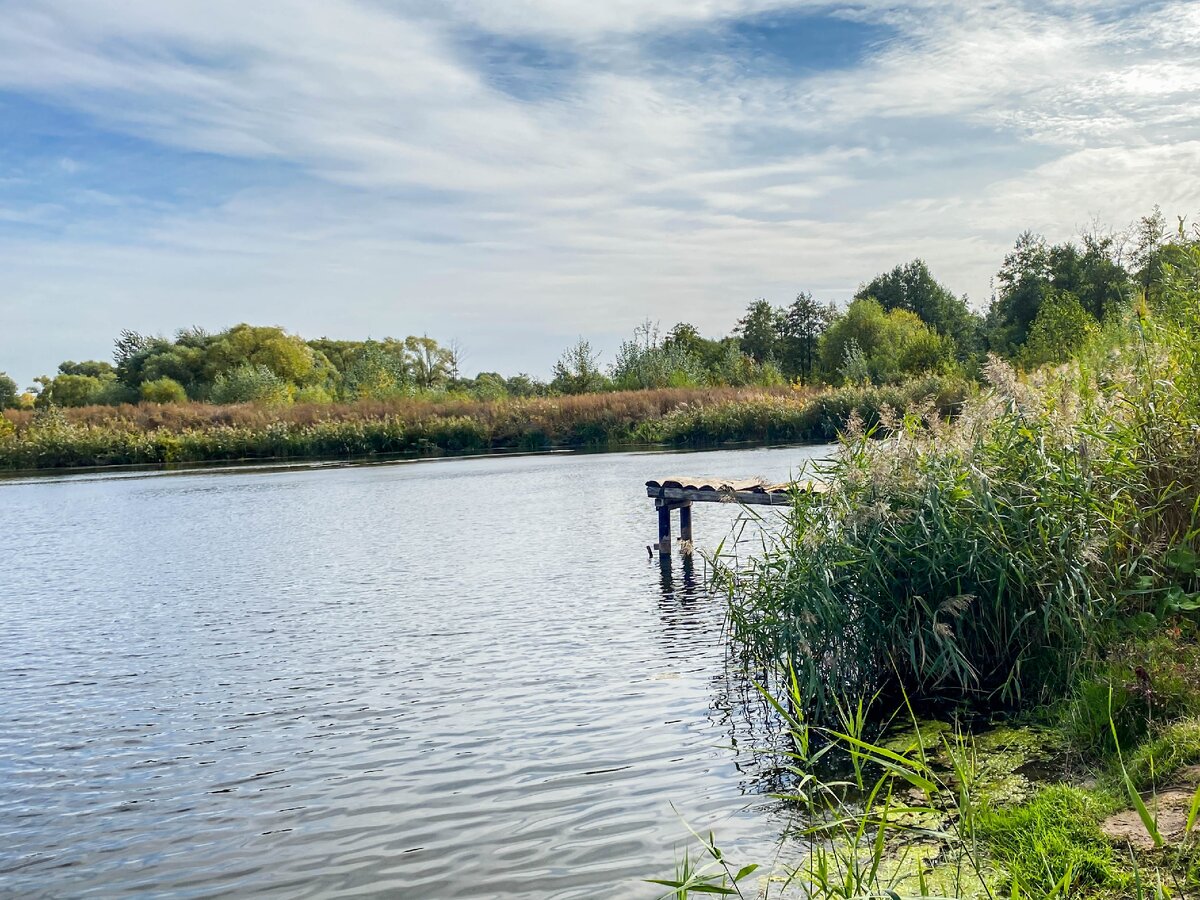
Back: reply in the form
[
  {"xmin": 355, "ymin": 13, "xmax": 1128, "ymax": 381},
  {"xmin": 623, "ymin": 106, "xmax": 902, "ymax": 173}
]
[{"xmin": 0, "ymin": 208, "xmax": 1187, "ymax": 410}]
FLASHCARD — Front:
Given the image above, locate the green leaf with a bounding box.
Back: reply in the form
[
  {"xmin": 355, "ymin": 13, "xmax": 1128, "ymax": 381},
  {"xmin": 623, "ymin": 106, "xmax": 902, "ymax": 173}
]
[
  {"xmin": 1165, "ymin": 545, "xmax": 1199, "ymax": 574},
  {"xmin": 1186, "ymin": 782, "xmax": 1200, "ymax": 835},
  {"xmin": 733, "ymin": 864, "xmax": 759, "ymax": 882}
]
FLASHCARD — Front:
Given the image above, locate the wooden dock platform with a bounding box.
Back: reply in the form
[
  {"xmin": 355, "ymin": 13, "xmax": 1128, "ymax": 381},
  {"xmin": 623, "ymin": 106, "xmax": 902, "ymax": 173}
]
[{"xmin": 645, "ymin": 476, "xmax": 826, "ymax": 558}]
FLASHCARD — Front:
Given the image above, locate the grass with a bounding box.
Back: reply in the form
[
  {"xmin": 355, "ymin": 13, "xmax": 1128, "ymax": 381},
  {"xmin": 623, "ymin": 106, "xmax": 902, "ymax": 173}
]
[
  {"xmin": 974, "ymin": 785, "xmax": 1123, "ymax": 895},
  {"xmin": 0, "ymin": 379, "xmax": 968, "ymax": 471},
  {"xmin": 653, "ymin": 681, "xmax": 1200, "ymax": 899}
]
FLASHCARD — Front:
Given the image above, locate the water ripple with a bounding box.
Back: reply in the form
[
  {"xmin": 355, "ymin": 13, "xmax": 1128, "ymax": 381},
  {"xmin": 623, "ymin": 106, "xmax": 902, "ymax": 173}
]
[{"xmin": 0, "ymin": 445, "xmax": 829, "ymax": 898}]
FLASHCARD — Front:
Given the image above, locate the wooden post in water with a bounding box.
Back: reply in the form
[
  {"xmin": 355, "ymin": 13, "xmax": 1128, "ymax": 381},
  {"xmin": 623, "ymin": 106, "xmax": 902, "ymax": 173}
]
[
  {"xmin": 678, "ymin": 502, "xmax": 693, "ymax": 553},
  {"xmin": 657, "ymin": 502, "xmax": 672, "ymax": 559}
]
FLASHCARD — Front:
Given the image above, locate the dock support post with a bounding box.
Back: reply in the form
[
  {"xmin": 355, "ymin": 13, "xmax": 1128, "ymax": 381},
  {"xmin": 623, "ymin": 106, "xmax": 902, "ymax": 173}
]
[
  {"xmin": 657, "ymin": 503, "xmax": 672, "ymax": 558},
  {"xmin": 678, "ymin": 503, "xmax": 693, "ymax": 552}
]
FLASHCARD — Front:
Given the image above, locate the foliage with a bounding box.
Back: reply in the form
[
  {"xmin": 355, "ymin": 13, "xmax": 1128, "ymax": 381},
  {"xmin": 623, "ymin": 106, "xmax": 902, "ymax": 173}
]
[
  {"xmin": 723, "ymin": 225, "xmax": 1200, "ymax": 721},
  {"xmin": 139, "ymin": 377, "xmax": 188, "ymax": 404},
  {"xmin": 341, "ymin": 340, "xmax": 411, "ymax": 400},
  {"xmin": 856, "ymin": 258, "xmax": 983, "ymax": 359},
  {"xmin": 1020, "ymin": 288, "xmax": 1099, "ymax": 367},
  {"xmin": 781, "ymin": 292, "xmax": 836, "ymax": 383},
  {"xmin": 209, "ymin": 363, "xmax": 292, "ymax": 405},
  {"xmin": 819, "ymin": 299, "xmax": 953, "ymax": 384},
  {"xmin": 986, "ymin": 228, "xmax": 1132, "ymax": 356},
  {"xmin": 0, "ymin": 371, "xmax": 17, "ymax": 409},
  {"xmin": 551, "ymin": 338, "xmax": 610, "ymax": 394},
  {"xmin": 34, "ymin": 369, "xmax": 131, "ymax": 407},
  {"xmin": 735, "ymin": 299, "xmax": 783, "ymax": 364},
  {"xmin": 610, "ymin": 322, "xmax": 706, "ymax": 390}
]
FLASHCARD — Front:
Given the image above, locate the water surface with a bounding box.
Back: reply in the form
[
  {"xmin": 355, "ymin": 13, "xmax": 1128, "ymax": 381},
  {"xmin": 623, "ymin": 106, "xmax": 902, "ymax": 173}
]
[{"xmin": 0, "ymin": 445, "xmax": 830, "ymax": 898}]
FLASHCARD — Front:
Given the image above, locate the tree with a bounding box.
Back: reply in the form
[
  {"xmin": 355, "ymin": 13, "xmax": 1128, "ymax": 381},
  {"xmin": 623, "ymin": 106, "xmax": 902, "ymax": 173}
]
[
  {"xmin": 1020, "ymin": 290, "xmax": 1099, "ymax": 368},
  {"xmin": 33, "ymin": 373, "xmax": 119, "ymax": 408},
  {"xmin": 987, "ymin": 231, "xmax": 1052, "ymax": 354},
  {"xmin": 1130, "ymin": 206, "xmax": 1170, "ymax": 301},
  {"xmin": 987, "ymin": 229, "xmax": 1131, "ymax": 357},
  {"xmin": 0, "ymin": 371, "xmax": 17, "ymax": 409},
  {"xmin": 404, "ymin": 335, "xmax": 455, "ymax": 390},
  {"xmin": 610, "ymin": 321, "xmax": 704, "ymax": 390},
  {"xmin": 205, "ymin": 324, "xmax": 327, "ymax": 387},
  {"xmin": 780, "ymin": 292, "xmax": 834, "ymax": 382},
  {"xmin": 341, "ymin": 341, "xmax": 410, "ymax": 400},
  {"xmin": 856, "ymin": 260, "xmax": 982, "ymax": 359},
  {"xmin": 58, "ymin": 359, "xmax": 116, "ymax": 378},
  {"xmin": 551, "ymin": 338, "xmax": 608, "ymax": 394},
  {"xmin": 820, "ymin": 299, "xmax": 952, "ymax": 384},
  {"xmin": 735, "ymin": 299, "xmax": 784, "ymax": 364}
]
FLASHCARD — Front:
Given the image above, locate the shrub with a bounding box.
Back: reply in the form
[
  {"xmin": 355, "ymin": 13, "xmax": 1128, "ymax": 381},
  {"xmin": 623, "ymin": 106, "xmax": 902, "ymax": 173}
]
[
  {"xmin": 140, "ymin": 377, "xmax": 188, "ymax": 404},
  {"xmin": 209, "ymin": 364, "xmax": 292, "ymax": 405}
]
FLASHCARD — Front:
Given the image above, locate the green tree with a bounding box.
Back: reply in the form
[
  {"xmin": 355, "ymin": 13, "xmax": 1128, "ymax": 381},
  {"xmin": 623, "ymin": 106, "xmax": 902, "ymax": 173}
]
[
  {"xmin": 987, "ymin": 231, "xmax": 1053, "ymax": 354},
  {"xmin": 58, "ymin": 359, "xmax": 116, "ymax": 378},
  {"xmin": 610, "ymin": 322, "xmax": 704, "ymax": 390},
  {"xmin": 33, "ymin": 373, "xmax": 112, "ymax": 407},
  {"xmin": 504, "ymin": 373, "xmax": 548, "ymax": 398},
  {"xmin": 1045, "ymin": 232, "xmax": 1130, "ymax": 321},
  {"xmin": 780, "ymin": 292, "xmax": 835, "ymax": 382},
  {"xmin": 0, "ymin": 371, "xmax": 17, "ymax": 409},
  {"xmin": 856, "ymin": 259, "xmax": 982, "ymax": 358},
  {"xmin": 403, "ymin": 335, "xmax": 455, "ymax": 390},
  {"xmin": 342, "ymin": 341, "xmax": 411, "ymax": 400},
  {"xmin": 820, "ymin": 299, "xmax": 952, "ymax": 384},
  {"xmin": 140, "ymin": 377, "xmax": 188, "ymax": 404},
  {"xmin": 1130, "ymin": 206, "xmax": 1170, "ymax": 302},
  {"xmin": 551, "ymin": 338, "xmax": 608, "ymax": 394},
  {"xmin": 735, "ymin": 299, "xmax": 784, "ymax": 364},
  {"xmin": 205, "ymin": 324, "xmax": 329, "ymax": 387},
  {"xmin": 1020, "ymin": 290, "xmax": 1099, "ymax": 368}
]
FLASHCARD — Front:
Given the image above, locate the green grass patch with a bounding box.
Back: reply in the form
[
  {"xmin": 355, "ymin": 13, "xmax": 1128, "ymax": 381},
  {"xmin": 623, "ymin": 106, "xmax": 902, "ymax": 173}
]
[{"xmin": 976, "ymin": 784, "xmax": 1124, "ymax": 895}]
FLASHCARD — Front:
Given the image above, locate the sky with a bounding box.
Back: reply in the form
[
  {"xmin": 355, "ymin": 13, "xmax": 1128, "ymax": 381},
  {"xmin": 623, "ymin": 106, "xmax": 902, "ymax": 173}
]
[{"xmin": 1, "ymin": 0, "xmax": 1199, "ymax": 385}]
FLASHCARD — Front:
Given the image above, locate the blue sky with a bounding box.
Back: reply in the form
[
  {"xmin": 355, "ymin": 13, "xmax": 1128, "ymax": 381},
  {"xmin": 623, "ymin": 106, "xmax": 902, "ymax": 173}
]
[{"xmin": 1, "ymin": 0, "xmax": 1199, "ymax": 384}]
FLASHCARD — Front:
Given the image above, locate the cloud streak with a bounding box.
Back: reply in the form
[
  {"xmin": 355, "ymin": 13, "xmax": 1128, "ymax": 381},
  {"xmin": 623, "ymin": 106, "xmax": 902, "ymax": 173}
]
[{"xmin": 0, "ymin": 0, "xmax": 1198, "ymax": 382}]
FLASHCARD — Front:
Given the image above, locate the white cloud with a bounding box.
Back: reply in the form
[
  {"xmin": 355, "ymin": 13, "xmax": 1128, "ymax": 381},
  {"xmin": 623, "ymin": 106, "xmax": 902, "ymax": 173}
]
[{"xmin": 0, "ymin": 0, "xmax": 1198, "ymax": 382}]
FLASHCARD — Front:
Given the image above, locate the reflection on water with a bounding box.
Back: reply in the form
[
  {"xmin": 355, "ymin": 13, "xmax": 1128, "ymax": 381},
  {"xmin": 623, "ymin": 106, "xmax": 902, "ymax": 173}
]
[{"xmin": 0, "ymin": 444, "xmax": 830, "ymax": 898}]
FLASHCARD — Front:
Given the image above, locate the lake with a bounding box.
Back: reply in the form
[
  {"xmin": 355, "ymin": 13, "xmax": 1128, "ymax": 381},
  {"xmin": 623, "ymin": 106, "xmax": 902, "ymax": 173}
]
[{"xmin": 0, "ymin": 444, "xmax": 831, "ymax": 898}]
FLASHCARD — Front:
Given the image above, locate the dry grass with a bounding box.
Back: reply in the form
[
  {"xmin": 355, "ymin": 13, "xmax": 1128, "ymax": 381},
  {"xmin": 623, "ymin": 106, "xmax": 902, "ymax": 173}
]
[{"xmin": 2, "ymin": 386, "xmax": 801, "ymax": 431}]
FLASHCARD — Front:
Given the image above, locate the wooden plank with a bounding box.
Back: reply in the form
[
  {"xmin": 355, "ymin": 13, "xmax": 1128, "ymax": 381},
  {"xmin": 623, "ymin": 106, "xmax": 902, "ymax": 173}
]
[
  {"xmin": 648, "ymin": 480, "xmax": 825, "ymax": 508},
  {"xmin": 648, "ymin": 485, "xmax": 793, "ymax": 505}
]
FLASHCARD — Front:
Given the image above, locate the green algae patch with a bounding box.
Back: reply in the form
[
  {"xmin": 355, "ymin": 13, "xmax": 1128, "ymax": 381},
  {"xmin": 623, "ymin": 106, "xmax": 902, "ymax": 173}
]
[
  {"xmin": 880, "ymin": 718, "xmax": 953, "ymax": 755},
  {"xmin": 967, "ymin": 724, "xmax": 1063, "ymax": 806}
]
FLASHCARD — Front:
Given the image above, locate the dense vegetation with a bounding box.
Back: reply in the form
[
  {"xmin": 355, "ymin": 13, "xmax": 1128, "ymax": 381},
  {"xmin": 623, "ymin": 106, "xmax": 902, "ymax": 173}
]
[
  {"xmin": 687, "ymin": 217, "xmax": 1200, "ymax": 895},
  {"xmin": 0, "ymin": 210, "xmax": 1176, "ymax": 471}
]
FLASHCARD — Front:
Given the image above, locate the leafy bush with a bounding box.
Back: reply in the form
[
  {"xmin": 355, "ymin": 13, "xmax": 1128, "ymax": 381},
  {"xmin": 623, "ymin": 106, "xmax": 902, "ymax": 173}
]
[
  {"xmin": 139, "ymin": 377, "xmax": 188, "ymax": 404},
  {"xmin": 209, "ymin": 364, "xmax": 292, "ymax": 405}
]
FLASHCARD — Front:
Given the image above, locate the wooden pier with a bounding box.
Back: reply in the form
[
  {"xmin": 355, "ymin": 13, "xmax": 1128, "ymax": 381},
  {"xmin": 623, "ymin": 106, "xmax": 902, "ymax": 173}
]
[{"xmin": 645, "ymin": 476, "xmax": 826, "ymax": 558}]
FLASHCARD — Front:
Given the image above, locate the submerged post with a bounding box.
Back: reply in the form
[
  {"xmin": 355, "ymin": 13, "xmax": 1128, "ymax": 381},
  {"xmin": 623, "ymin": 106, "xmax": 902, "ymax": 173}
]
[
  {"xmin": 657, "ymin": 503, "xmax": 672, "ymax": 558},
  {"xmin": 678, "ymin": 502, "xmax": 693, "ymax": 552}
]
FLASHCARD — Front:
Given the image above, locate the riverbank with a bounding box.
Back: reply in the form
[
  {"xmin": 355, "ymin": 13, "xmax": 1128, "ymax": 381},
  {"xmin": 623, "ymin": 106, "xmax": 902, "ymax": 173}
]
[
  {"xmin": 661, "ymin": 250, "xmax": 1200, "ymax": 895},
  {"xmin": 0, "ymin": 377, "xmax": 965, "ymax": 470}
]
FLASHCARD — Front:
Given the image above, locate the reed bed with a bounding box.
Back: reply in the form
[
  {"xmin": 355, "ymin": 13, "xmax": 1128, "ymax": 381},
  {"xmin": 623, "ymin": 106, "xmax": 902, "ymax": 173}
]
[
  {"xmin": 0, "ymin": 380, "xmax": 967, "ymax": 470},
  {"xmin": 720, "ymin": 243, "xmax": 1200, "ymax": 718}
]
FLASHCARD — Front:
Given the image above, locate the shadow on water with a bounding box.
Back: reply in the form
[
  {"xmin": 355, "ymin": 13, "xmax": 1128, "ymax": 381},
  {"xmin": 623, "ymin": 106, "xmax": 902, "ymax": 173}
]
[{"xmin": 654, "ymin": 549, "xmax": 799, "ymax": 802}]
